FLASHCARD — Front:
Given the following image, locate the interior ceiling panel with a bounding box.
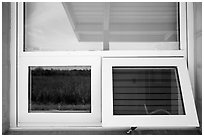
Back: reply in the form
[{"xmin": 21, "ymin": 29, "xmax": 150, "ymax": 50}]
[{"xmin": 62, "ymin": 2, "xmax": 178, "ymax": 42}]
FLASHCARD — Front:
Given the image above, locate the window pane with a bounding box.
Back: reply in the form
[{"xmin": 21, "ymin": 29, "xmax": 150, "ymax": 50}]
[
  {"xmin": 109, "ymin": 2, "xmax": 180, "ymax": 50},
  {"xmin": 28, "ymin": 66, "xmax": 91, "ymax": 113},
  {"xmin": 24, "ymin": 2, "xmax": 103, "ymax": 51},
  {"xmin": 24, "ymin": 2, "xmax": 179, "ymax": 51},
  {"xmin": 113, "ymin": 67, "xmax": 185, "ymax": 115}
]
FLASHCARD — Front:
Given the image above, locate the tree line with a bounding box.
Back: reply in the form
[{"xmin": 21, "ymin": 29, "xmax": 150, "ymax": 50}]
[{"xmin": 31, "ymin": 67, "xmax": 91, "ymax": 76}]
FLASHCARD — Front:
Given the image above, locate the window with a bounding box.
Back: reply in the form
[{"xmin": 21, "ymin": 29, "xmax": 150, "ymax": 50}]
[
  {"xmin": 24, "ymin": 2, "xmax": 103, "ymax": 51},
  {"xmin": 24, "ymin": 2, "xmax": 180, "ymax": 51},
  {"xmin": 18, "ymin": 57, "xmax": 101, "ymax": 126},
  {"xmin": 102, "ymin": 58, "xmax": 199, "ymax": 127},
  {"xmin": 112, "ymin": 67, "xmax": 185, "ymax": 115},
  {"xmin": 28, "ymin": 66, "xmax": 91, "ymax": 113},
  {"xmin": 12, "ymin": 2, "xmax": 199, "ymax": 129},
  {"xmin": 109, "ymin": 2, "xmax": 180, "ymax": 50}
]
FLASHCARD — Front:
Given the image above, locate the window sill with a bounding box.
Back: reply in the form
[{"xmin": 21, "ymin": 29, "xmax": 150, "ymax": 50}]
[
  {"xmin": 8, "ymin": 127, "xmax": 201, "ymax": 135},
  {"xmin": 10, "ymin": 126, "xmax": 199, "ymax": 131}
]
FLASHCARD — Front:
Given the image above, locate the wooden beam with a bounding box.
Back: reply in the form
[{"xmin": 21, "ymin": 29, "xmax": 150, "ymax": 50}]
[
  {"xmin": 62, "ymin": 2, "xmax": 80, "ymax": 41},
  {"xmin": 103, "ymin": 3, "xmax": 110, "ymax": 50}
]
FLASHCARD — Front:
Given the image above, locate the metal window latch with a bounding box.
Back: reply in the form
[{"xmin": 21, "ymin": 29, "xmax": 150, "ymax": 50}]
[{"xmin": 126, "ymin": 127, "xmax": 137, "ymax": 134}]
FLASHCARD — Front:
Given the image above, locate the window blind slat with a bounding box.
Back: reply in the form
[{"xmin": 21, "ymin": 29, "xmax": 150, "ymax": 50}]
[
  {"xmin": 114, "ymin": 100, "xmax": 182, "ymax": 106},
  {"xmin": 114, "ymin": 94, "xmax": 180, "ymax": 100},
  {"xmin": 113, "ymin": 88, "xmax": 179, "ymax": 94},
  {"xmin": 114, "ymin": 105, "xmax": 181, "ymax": 111},
  {"xmin": 113, "ymin": 81, "xmax": 178, "ymax": 87},
  {"xmin": 113, "ymin": 110, "xmax": 182, "ymax": 115},
  {"xmin": 113, "ymin": 74, "xmax": 176, "ymax": 80}
]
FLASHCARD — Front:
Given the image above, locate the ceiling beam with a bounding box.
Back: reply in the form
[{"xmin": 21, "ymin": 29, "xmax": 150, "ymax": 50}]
[
  {"xmin": 62, "ymin": 2, "xmax": 80, "ymax": 41},
  {"xmin": 103, "ymin": 3, "xmax": 110, "ymax": 50}
]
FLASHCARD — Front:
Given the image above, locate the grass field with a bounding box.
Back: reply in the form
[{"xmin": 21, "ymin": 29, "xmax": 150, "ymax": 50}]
[{"xmin": 29, "ymin": 67, "xmax": 91, "ymax": 113}]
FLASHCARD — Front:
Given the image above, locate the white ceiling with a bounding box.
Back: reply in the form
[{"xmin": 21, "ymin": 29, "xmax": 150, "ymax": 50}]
[{"xmin": 62, "ymin": 2, "xmax": 179, "ymax": 42}]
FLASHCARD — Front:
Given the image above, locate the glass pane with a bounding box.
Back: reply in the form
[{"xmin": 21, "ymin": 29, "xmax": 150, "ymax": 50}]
[
  {"xmin": 109, "ymin": 2, "xmax": 180, "ymax": 50},
  {"xmin": 24, "ymin": 2, "xmax": 179, "ymax": 51},
  {"xmin": 113, "ymin": 67, "xmax": 185, "ymax": 115},
  {"xmin": 24, "ymin": 2, "xmax": 103, "ymax": 51},
  {"xmin": 28, "ymin": 66, "xmax": 91, "ymax": 113}
]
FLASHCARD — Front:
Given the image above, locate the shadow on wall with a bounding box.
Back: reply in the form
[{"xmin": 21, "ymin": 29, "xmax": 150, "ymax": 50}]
[
  {"xmin": 2, "ymin": 2, "xmax": 11, "ymax": 135},
  {"xmin": 194, "ymin": 2, "xmax": 202, "ymax": 133}
]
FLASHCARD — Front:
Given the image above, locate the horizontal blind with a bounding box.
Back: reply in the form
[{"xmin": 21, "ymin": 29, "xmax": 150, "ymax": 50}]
[{"xmin": 113, "ymin": 67, "xmax": 185, "ymax": 115}]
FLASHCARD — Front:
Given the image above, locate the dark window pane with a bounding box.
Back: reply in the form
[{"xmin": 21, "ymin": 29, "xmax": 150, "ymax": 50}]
[
  {"xmin": 113, "ymin": 67, "xmax": 185, "ymax": 115},
  {"xmin": 28, "ymin": 66, "xmax": 91, "ymax": 113}
]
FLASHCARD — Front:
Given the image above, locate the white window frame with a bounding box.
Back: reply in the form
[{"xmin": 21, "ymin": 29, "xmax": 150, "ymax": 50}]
[
  {"xmin": 102, "ymin": 58, "xmax": 199, "ymax": 127},
  {"xmin": 18, "ymin": 56, "xmax": 101, "ymax": 127},
  {"xmin": 17, "ymin": 2, "xmax": 187, "ymax": 58},
  {"xmin": 9, "ymin": 2, "xmax": 196, "ymax": 129}
]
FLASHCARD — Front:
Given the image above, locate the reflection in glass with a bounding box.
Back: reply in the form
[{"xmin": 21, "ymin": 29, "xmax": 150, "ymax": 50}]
[
  {"xmin": 24, "ymin": 2, "xmax": 179, "ymax": 51},
  {"xmin": 110, "ymin": 3, "xmax": 179, "ymax": 41},
  {"xmin": 113, "ymin": 67, "xmax": 185, "ymax": 115},
  {"xmin": 28, "ymin": 66, "xmax": 91, "ymax": 113},
  {"xmin": 109, "ymin": 2, "xmax": 180, "ymax": 50},
  {"xmin": 24, "ymin": 3, "xmax": 103, "ymax": 51}
]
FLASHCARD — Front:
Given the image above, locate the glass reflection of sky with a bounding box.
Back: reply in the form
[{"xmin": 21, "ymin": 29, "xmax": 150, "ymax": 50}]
[{"xmin": 25, "ymin": 2, "xmax": 102, "ymax": 51}]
